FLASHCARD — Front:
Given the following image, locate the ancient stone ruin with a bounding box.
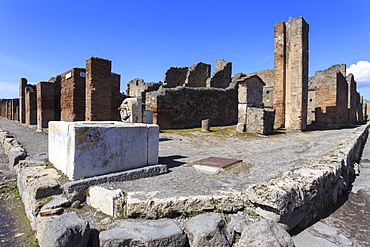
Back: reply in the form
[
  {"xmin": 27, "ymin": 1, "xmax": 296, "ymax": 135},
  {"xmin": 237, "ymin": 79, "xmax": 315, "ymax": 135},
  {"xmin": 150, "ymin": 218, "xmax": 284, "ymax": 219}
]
[{"xmin": 0, "ymin": 15, "xmax": 370, "ymax": 246}]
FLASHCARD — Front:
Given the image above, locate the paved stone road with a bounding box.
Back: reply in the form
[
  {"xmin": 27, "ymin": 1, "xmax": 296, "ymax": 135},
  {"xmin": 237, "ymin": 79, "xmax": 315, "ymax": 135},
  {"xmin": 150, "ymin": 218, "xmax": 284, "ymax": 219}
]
[
  {"xmin": 293, "ymin": 136, "xmax": 370, "ymax": 246},
  {"xmin": 0, "ymin": 119, "xmax": 47, "ymax": 157}
]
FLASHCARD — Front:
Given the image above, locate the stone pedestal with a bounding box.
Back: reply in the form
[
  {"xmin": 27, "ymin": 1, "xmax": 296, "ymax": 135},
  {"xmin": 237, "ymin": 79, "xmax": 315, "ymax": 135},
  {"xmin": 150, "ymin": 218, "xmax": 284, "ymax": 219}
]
[{"xmin": 48, "ymin": 121, "xmax": 159, "ymax": 180}]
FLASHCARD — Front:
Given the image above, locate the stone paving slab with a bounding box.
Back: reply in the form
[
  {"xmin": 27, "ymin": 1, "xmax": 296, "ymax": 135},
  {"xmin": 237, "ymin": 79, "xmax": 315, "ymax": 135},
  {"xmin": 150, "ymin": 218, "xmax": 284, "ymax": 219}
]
[{"xmin": 0, "ymin": 118, "xmax": 47, "ymax": 157}]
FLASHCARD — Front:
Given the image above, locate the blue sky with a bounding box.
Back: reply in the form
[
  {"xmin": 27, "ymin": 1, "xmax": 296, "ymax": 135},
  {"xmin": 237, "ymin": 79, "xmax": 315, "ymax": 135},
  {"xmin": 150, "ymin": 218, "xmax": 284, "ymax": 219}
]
[{"xmin": 1, "ymin": 0, "xmax": 370, "ymax": 100}]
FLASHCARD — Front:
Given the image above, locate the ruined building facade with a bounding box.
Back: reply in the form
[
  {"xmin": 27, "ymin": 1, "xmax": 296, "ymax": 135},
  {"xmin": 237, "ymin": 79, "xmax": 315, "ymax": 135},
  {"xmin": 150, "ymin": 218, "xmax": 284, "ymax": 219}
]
[
  {"xmin": 0, "ymin": 17, "xmax": 367, "ymax": 131},
  {"xmin": 0, "ymin": 57, "xmax": 121, "ymax": 129}
]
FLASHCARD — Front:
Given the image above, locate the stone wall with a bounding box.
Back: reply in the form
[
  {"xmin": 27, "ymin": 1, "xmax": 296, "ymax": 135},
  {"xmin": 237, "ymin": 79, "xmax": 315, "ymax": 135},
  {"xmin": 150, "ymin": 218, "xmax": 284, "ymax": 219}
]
[
  {"xmin": 36, "ymin": 82, "xmax": 55, "ymax": 129},
  {"xmin": 163, "ymin": 67, "xmax": 188, "ymax": 88},
  {"xmin": 307, "ymin": 76, "xmax": 317, "ymax": 124},
  {"xmin": 206, "ymin": 59, "xmax": 232, "ymax": 89},
  {"xmin": 274, "ymin": 17, "xmax": 309, "ymax": 130},
  {"xmin": 127, "ymin": 78, "xmax": 162, "ymax": 98},
  {"xmin": 355, "ymin": 92, "xmax": 363, "ymax": 123},
  {"xmin": 347, "ymin": 73, "xmax": 357, "ymax": 124},
  {"xmin": 315, "ymin": 64, "xmax": 348, "ymax": 125},
  {"xmin": 247, "ymin": 69, "xmax": 275, "ymax": 108},
  {"xmin": 146, "ymin": 87, "xmax": 238, "ymax": 129},
  {"xmin": 237, "ymin": 75, "xmax": 264, "ymax": 107},
  {"xmin": 185, "ymin": 62, "xmax": 211, "ymax": 87},
  {"xmin": 60, "ymin": 68, "xmax": 86, "ymax": 122},
  {"xmin": 245, "ymin": 107, "xmax": 275, "ymax": 134}
]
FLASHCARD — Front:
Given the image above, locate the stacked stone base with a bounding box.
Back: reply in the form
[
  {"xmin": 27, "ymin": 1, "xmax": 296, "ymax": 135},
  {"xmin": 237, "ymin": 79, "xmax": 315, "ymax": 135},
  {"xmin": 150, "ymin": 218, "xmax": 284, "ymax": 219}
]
[{"xmin": 237, "ymin": 107, "xmax": 275, "ymax": 135}]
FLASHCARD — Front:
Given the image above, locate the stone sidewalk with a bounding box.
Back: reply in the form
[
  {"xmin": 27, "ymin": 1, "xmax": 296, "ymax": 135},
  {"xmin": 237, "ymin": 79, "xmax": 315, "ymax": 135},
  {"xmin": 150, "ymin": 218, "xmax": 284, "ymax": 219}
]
[
  {"xmin": 293, "ymin": 133, "xmax": 370, "ymax": 246},
  {"xmin": 0, "ymin": 117, "xmax": 366, "ymax": 200}
]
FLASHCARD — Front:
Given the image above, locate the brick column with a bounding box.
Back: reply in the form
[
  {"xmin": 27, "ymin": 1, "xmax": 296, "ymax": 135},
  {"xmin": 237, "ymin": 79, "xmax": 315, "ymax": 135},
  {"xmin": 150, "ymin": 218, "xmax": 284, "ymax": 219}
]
[
  {"xmin": 25, "ymin": 88, "xmax": 37, "ymax": 125},
  {"xmin": 85, "ymin": 57, "xmax": 112, "ymax": 121},
  {"xmin": 273, "ymin": 17, "xmax": 309, "ymax": 130},
  {"xmin": 273, "ymin": 21, "xmax": 286, "ymax": 129},
  {"xmin": 19, "ymin": 78, "xmax": 27, "ymax": 123},
  {"xmin": 36, "ymin": 82, "xmax": 55, "ymax": 129},
  {"xmin": 111, "ymin": 73, "xmax": 121, "ymax": 121},
  {"xmin": 11, "ymin": 99, "xmax": 19, "ymax": 121}
]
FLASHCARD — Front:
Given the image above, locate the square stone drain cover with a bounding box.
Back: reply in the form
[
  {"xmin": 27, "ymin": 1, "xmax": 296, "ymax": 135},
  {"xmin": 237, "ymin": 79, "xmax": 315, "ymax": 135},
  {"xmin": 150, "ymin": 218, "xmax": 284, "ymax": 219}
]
[{"xmin": 192, "ymin": 157, "xmax": 242, "ymax": 169}]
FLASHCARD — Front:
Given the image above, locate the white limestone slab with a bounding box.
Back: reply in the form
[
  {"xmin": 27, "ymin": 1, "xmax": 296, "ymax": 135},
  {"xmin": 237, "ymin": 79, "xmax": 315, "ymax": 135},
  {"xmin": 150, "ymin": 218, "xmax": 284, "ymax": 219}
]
[
  {"xmin": 87, "ymin": 186, "xmax": 124, "ymax": 217},
  {"xmin": 48, "ymin": 121, "xmax": 159, "ymax": 180}
]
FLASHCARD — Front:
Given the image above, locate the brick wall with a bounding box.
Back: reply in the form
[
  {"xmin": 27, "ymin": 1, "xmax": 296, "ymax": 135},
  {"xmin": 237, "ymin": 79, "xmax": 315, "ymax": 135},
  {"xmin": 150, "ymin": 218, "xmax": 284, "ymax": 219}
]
[
  {"xmin": 146, "ymin": 87, "xmax": 238, "ymax": 129},
  {"xmin": 36, "ymin": 82, "xmax": 55, "ymax": 129},
  {"xmin": 60, "ymin": 68, "xmax": 86, "ymax": 121},
  {"xmin": 314, "ymin": 65, "xmax": 348, "ymax": 125},
  {"xmin": 85, "ymin": 57, "xmax": 112, "ymax": 121}
]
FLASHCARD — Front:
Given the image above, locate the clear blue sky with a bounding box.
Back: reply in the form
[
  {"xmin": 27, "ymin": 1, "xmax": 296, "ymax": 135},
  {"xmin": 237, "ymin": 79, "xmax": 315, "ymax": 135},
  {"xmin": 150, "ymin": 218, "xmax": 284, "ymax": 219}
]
[{"xmin": 1, "ymin": 0, "xmax": 370, "ymax": 100}]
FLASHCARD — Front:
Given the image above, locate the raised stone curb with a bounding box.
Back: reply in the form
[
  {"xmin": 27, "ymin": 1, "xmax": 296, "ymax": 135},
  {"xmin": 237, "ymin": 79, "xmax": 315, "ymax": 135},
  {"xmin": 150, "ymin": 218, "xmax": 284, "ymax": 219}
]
[
  {"xmin": 122, "ymin": 189, "xmax": 247, "ymax": 219},
  {"xmin": 184, "ymin": 213, "xmax": 233, "ymax": 246},
  {"xmin": 246, "ymin": 124, "xmax": 370, "ymax": 230},
  {"xmin": 99, "ymin": 219, "xmax": 187, "ymax": 247},
  {"xmin": 40, "ymin": 213, "xmax": 90, "ymax": 247},
  {"xmin": 0, "ymin": 128, "xmax": 27, "ymax": 168},
  {"xmin": 238, "ymin": 219, "xmax": 294, "ymax": 247},
  {"xmin": 16, "ymin": 160, "xmax": 63, "ymax": 229},
  {"xmin": 62, "ymin": 164, "xmax": 168, "ymax": 202}
]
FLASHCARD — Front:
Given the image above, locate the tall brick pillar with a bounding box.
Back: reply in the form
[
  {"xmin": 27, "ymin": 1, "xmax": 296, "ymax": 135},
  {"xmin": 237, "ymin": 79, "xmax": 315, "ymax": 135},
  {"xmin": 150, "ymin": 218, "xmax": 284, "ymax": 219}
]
[
  {"xmin": 273, "ymin": 17, "xmax": 309, "ymax": 130},
  {"xmin": 85, "ymin": 57, "xmax": 112, "ymax": 121},
  {"xmin": 111, "ymin": 73, "xmax": 121, "ymax": 121},
  {"xmin": 19, "ymin": 78, "xmax": 27, "ymax": 123},
  {"xmin": 25, "ymin": 87, "xmax": 37, "ymax": 125},
  {"xmin": 273, "ymin": 22, "xmax": 286, "ymax": 129},
  {"xmin": 36, "ymin": 82, "xmax": 55, "ymax": 129}
]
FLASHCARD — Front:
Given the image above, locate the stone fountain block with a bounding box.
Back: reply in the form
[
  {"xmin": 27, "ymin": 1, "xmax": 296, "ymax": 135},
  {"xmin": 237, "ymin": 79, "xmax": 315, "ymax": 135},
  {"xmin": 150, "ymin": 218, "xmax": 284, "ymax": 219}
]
[{"xmin": 48, "ymin": 121, "xmax": 159, "ymax": 180}]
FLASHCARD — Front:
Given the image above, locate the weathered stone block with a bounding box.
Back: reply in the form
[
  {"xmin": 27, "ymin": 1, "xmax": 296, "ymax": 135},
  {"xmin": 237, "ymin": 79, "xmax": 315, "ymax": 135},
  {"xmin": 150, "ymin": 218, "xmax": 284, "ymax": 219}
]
[
  {"xmin": 87, "ymin": 186, "xmax": 125, "ymax": 217},
  {"xmin": 100, "ymin": 219, "xmax": 187, "ymax": 247},
  {"xmin": 246, "ymin": 107, "xmax": 275, "ymax": 135},
  {"xmin": 48, "ymin": 121, "xmax": 159, "ymax": 180}
]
